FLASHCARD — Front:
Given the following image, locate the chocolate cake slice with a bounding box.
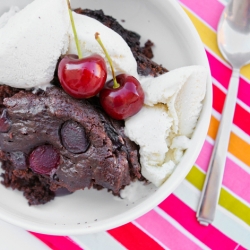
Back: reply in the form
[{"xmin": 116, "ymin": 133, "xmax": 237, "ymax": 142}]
[
  {"xmin": 0, "ymin": 87, "xmax": 141, "ymax": 205},
  {"xmin": 0, "ymin": 9, "xmax": 167, "ymax": 205}
]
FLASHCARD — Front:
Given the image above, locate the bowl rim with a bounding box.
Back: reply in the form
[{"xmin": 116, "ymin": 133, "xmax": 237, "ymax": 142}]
[{"xmin": 0, "ymin": 0, "xmax": 212, "ymax": 235}]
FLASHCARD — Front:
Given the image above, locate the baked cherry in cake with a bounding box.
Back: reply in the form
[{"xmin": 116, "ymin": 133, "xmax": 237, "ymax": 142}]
[{"xmin": 29, "ymin": 145, "xmax": 60, "ymax": 175}]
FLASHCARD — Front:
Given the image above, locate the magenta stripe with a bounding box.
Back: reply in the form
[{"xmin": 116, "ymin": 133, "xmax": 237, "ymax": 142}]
[
  {"xmin": 159, "ymin": 195, "xmax": 239, "ymax": 249},
  {"xmin": 179, "ymin": 0, "xmax": 224, "ymax": 30},
  {"xmin": 237, "ymin": 245, "xmax": 247, "ymax": 250},
  {"xmin": 196, "ymin": 140, "xmax": 250, "ymax": 204},
  {"xmin": 135, "ymin": 210, "xmax": 202, "ymax": 250},
  {"xmin": 206, "ymin": 51, "xmax": 250, "ymax": 108},
  {"xmin": 29, "ymin": 232, "xmax": 83, "ymax": 250}
]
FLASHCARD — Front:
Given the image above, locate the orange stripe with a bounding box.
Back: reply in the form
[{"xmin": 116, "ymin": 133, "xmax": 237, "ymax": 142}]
[{"xmin": 208, "ymin": 116, "xmax": 250, "ymax": 167}]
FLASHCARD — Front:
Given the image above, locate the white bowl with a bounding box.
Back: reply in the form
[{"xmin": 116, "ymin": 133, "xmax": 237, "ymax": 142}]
[{"xmin": 0, "ymin": 0, "xmax": 212, "ymax": 235}]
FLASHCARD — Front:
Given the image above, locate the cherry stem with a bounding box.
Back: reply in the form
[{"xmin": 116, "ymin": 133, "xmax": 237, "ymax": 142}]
[
  {"xmin": 67, "ymin": 0, "xmax": 83, "ymax": 59},
  {"xmin": 95, "ymin": 32, "xmax": 120, "ymax": 89}
]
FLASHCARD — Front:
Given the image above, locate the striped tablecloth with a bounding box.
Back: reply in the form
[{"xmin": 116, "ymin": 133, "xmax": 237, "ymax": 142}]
[{"xmin": 1, "ymin": 0, "xmax": 250, "ymax": 249}]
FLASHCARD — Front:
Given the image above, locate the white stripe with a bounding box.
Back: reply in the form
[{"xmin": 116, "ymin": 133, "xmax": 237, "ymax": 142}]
[
  {"xmin": 0, "ymin": 220, "xmax": 50, "ymax": 250},
  {"xmin": 212, "ymin": 107, "xmax": 221, "ymax": 120},
  {"xmin": 68, "ymin": 236, "xmax": 91, "ymax": 250},
  {"xmin": 239, "ymin": 73, "xmax": 250, "ymax": 85},
  {"xmin": 234, "ymin": 244, "xmax": 240, "ymax": 250},
  {"xmin": 154, "ymin": 207, "xmax": 210, "ymax": 250},
  {"xmin": 194, "ymin": 163, "xmax": 206, "ymax": 174},
  {"xmin": 218, "ymin": 0, "xmax": 228, "ymax": 6},
  {"xmin": 217, "ymin": 205, "xmax": 250, "ymax": 231},
  {"xmin": 236, "ymin": 99, "xmax": 250, "ymax": 113},
  {"xmin": 70, "ymin": 232, "xmax": 126, "ymax": 250},
  {"xmin": 206, "ymin": 135, "xmax": 214, "ymax": 145},
  {"xmin": 174, "ymin": 181, "xmax": 250, "ymax": 249},
  {"xmin": 212, "ymin": 76, "xmax": 228, "ymax": 93},
  {"xmin": 232, "ymin": 124, "xmax": 250, "ymax": 145},
  {"xmin": 132, "ymin": 221, "xmax": 169, "ymax": 250}
]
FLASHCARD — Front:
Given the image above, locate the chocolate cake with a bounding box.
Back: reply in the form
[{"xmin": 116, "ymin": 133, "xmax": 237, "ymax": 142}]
[{"xmin": 0, "ymin": 9, "xmax": 167, "ymax": 205}]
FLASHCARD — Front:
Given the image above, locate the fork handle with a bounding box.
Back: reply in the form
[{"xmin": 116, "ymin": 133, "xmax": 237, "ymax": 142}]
[{"xmin": 196, "ymin": 68, "xmax": 240, "ymax": 226}]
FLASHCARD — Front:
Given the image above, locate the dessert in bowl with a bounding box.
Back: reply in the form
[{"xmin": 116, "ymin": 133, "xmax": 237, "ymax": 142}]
[{"xmin": 0, "ymin": 0, "xmax": 212, "ymax": 234}]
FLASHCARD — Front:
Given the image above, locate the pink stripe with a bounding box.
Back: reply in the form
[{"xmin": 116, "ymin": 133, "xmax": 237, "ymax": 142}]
[
  {"xmin": 136, "ymin": 210, "xmax": 202, "ymax": 250},
  {"xmin": 179, "ymin": 0, "xmax": 224, "ymax": 30},
  {"xmin": 29, "ymin": 233, "xmax": 83, "ymax": 250},
  {"xmin": 206, "ymin": 51, "xmax": 250, "ymax": 108},
  {"xmin": 196, "ymin": 140, "xmax": 250, "ymax": 204},
  {"xmin": 237, "ymin": 245, "xmax": 247, "ymax": 250},
  {"xmin": 159, "ymin": 195, "xmax": 239, "ymax": 249}
]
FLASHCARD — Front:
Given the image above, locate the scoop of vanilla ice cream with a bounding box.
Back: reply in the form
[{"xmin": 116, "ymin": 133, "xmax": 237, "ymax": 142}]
[
  {"xmin": 0, "ymin": 6, "xmax": 19, "ymax": 29},
  {"xmin": 125, "ymin": 104, "xmax": 174, "ymax": 186},
  {"xmin": 125, "ymin": 105, "xmax": 173, "ymax": 166},
  {"xmin": 142, "ymin": 65, "xmax": 207, "ymax": 136},
  {"xmin": 67, "ymin": 13, "xmax": 139, "ymax": 81},
  {"xmin": 125, "ymin": 66, "xmax": 207, "ymax": 186},
  {"xmin": 0, "ymin": 0, "xmax": 70, "ymax": 89},
  {"xmin": 171, "ymin": 66, "xmax": 207, "ymax": 137}
]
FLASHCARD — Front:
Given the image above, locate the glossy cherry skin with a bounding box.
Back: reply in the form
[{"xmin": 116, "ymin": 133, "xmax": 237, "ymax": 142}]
[
  {"xmin": 58, "ymin": 54, "xmax": 107, "ymax": 99},
  {"xmin": 99, "ymin": 74, "xmax": 144, "ymax": 120}
]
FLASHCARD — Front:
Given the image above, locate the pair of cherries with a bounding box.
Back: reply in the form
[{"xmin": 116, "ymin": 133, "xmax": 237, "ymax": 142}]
[
  {"xmin": 58, "ymin": 1, "xmax": 144, "ymax": 120},
  {"xmin": 58, "ymin": 37, "xmax": 144, "ymax": 120}
]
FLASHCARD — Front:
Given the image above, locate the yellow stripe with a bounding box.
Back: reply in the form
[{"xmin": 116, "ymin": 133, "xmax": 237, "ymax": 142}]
[
  {"xmin": 183, "ymin": 7, "xmax": 250, "ymax": 80},
  {"xmin": 186, "ymin": 166, "xmax": 250, "ymax": 225},
  {"xmin": 208, "ymin": 116, "xmax": 250, "ymax": 167}
]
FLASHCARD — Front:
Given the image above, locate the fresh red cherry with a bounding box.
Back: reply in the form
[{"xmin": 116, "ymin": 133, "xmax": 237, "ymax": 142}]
[
  {"xmin": 95, "ymin": 33, "xmax": 144, "ymax": 120},
  {"xmin": 99, "ymin": 74, "xmax": 144, "ymax": 120},
  {"xmin": 58, "ymin": 0, "xmax": 107, "ymax": 99},
  {"xmin": 58, "ymin": 54, "xmax": 107, "ymax": 99}
]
